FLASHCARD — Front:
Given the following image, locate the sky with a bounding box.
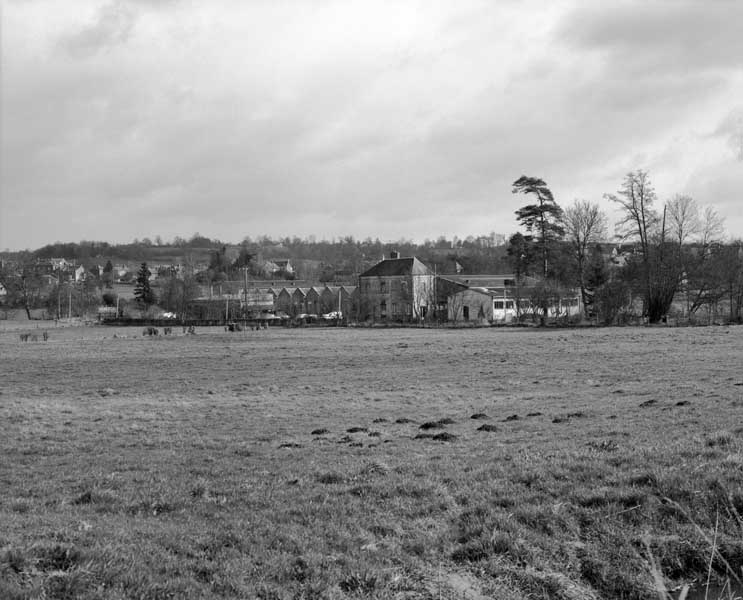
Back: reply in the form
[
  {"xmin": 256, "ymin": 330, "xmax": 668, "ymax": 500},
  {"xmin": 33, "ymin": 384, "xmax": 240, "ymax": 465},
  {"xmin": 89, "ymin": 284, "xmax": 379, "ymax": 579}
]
[{"xmin": 2, "ymin": 0, "xmax": 742, "ymax": 251}]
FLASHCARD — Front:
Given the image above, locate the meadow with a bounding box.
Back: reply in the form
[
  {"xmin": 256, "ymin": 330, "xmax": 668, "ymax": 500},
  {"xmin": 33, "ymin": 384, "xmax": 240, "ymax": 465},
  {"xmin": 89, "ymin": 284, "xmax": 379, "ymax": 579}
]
[{"xmin": 1, "ymin": 323, "xmax": 742, "ymax": 599}]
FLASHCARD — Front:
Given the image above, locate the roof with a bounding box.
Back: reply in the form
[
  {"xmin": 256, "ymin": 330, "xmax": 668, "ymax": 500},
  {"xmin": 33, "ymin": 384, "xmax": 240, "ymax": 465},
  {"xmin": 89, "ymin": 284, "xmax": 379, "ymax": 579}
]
[
  {"xmin": 359, "ymin": 257, "xmax": 432, "ymax": 278},
  {"xmin": 451, "ymin": 286, "xmax": 502, "ymax": 298},
  {"xmin": 444, "ymin": 274, "xmax": 515, "ymax": 288}
]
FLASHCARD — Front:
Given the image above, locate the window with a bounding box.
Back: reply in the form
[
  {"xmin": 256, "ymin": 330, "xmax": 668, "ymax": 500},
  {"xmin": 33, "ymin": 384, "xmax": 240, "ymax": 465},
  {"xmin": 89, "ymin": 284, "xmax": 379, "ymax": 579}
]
[
  {"xmin": 463, "ymin": 306, "xmax": 470, "ymax": 321},
  {"xmin": 494, "ymin": 300, "xmax": 504, "ymax": 309},
  {"xmin": 391, "ymin": 302, "xmax": 399, "ymax": 314},
  {"xmin": 380, "ymin": 280, "xmax": 387, "ymax": 293}
]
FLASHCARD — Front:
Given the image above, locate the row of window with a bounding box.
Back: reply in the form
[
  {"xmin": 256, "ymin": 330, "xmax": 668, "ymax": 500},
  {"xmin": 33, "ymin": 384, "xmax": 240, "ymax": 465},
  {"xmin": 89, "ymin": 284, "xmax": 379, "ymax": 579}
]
[{"xmin": 364, "ymin": 280, "xmax": 408, "ymax": 293}]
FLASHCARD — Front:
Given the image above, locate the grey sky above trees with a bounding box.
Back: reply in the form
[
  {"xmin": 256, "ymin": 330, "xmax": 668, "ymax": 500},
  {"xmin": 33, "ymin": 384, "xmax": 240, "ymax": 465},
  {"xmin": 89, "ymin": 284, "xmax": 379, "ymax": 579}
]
[{"xmin": 2, "ymin": 1, "xmax": 742, "ymax": 251}]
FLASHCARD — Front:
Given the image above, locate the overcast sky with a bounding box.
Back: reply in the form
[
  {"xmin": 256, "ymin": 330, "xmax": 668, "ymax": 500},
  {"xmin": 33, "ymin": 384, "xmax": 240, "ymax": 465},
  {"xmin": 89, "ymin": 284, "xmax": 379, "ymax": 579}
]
[{"xmin": 2, "ymin": 0, "xmax": 742, "ymax": 251}]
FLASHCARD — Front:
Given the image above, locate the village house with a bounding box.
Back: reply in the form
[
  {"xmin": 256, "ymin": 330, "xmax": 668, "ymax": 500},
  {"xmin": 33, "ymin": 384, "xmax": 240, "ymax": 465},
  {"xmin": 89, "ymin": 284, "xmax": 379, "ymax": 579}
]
[
  {"xmin": 447, "ymin": 287, "xmax": 518, "ymax": 323},
  {"xmin": 273, "ymin": 259, "xmax": 294, "ymax": 275},
  {"xmin": 442, "ymin": 274, "xmax": 582, "ymax": 324},
  {"xmin": 74, "ymin": 265, "xmax": 87, "ymax": 282},
  {"xmin": 358, "ymin": 253, "xmax": 434, "ymax": 322}
]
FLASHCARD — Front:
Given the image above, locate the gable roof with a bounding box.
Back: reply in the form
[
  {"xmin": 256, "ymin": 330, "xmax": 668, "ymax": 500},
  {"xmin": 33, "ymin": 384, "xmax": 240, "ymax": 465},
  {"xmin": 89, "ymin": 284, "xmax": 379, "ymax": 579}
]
[{"xmin": 360, "ymin": 257, "xmax": 432, "ymax": 278}]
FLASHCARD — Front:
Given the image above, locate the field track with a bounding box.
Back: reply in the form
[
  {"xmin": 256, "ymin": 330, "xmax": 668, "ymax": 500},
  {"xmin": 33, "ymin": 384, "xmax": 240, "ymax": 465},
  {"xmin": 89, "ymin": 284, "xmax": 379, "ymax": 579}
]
[{"xmin": 1, "ymin": 324, "xmax": 742, "ymax": 599}]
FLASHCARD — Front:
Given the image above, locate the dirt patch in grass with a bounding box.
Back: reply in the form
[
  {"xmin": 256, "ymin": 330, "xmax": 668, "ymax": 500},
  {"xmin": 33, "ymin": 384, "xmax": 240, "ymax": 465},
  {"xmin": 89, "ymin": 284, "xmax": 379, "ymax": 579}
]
[{"xmin": 477, "ymin": 424, "xmax": 498, "ymax": 432}]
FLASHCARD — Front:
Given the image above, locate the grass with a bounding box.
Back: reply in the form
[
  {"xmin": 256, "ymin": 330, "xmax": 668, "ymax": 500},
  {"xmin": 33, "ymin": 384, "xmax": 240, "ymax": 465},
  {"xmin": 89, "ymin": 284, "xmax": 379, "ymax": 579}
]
[{"xmin": 1, "ymin": 324, "xmax": 742, "ymax": 598}]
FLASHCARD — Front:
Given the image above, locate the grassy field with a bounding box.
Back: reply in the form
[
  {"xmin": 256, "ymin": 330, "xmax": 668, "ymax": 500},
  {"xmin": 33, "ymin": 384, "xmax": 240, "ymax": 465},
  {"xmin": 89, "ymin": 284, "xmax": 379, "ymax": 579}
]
[{"xmin": 1, "ymin": 323, "xmax": 742, "ymax": 599}]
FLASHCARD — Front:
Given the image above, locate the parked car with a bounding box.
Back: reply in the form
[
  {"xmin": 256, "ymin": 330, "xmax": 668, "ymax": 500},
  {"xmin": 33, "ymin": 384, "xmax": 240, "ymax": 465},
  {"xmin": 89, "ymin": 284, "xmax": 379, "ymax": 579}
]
[{"xmin": 322, "ymin": 311, "xmax": 343, "ymax": 320}]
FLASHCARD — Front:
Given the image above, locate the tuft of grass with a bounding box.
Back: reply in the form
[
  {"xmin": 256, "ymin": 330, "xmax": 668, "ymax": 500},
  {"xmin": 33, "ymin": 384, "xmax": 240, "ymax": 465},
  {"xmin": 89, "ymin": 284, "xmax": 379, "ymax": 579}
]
[
  {"xmin": 316, "ymin": 472, "xmax": 345, "ymax": 484},
  {"xmin": 339, "ymin": 571, "xmax": 381, "ymax": 594},
  {"xmin": 706, "ymin": 430, "xmax": 735, "ymax": 448}
]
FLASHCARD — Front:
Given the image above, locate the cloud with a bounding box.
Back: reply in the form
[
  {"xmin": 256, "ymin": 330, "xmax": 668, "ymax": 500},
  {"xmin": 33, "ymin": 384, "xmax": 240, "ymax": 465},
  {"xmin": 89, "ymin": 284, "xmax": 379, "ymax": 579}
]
[
  {"xmin": 558, "ymin": 2, "xmax": 743, "ymax": 71},
  {"xmin": 57, "ymin": 2, "xmax": 138, "ymax": 58},
  {"xmin": 2, "ymin": 1, "xmax": 743, "ymax": 250}
]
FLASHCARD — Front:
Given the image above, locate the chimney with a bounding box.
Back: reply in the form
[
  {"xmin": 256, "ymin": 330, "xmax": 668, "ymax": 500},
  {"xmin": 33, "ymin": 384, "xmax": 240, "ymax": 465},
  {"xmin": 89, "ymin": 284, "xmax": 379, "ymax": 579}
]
[{"xmin": 389, "ymin": 251, "xmax": 400, "ymax": 259}]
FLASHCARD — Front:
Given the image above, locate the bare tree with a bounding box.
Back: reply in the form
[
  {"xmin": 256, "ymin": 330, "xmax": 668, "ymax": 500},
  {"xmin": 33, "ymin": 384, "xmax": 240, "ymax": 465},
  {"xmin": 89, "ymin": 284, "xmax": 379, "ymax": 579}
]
[
  {"xmin": 699, "ymin": 206, "xmax": 725, "ymax": 248},
  {"xmin": 563, "ymin": 199, "xmax": 607, "ymax": 318},
  {"xmin": 666, "ymin": 194, "xmax": 700, "ymax": 247},
  {"xmin": 661, "ymin": 195, "xmax": 726, "ymax": 320},
  {"xmin": 605, "ymin": 170, "xmax": 678, "ymax": 323},
  {"xmin": 606, "ymin": 170, "xmax": 659, "ymax": 256}
]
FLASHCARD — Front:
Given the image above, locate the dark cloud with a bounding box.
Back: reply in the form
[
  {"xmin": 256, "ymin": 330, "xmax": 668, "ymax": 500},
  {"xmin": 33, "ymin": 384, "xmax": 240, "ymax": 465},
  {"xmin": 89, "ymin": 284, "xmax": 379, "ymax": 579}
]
[{"xmin": 558, "ymin": 2, "xmax": 743, "ymax": 71}]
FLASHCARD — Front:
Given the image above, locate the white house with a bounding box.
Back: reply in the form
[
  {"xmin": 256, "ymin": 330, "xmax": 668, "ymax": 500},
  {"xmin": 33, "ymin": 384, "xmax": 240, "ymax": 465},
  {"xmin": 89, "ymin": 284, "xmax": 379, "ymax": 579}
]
[{"xmin": 448, "ymin": 287, "xmax": 518, "ymax": 323}]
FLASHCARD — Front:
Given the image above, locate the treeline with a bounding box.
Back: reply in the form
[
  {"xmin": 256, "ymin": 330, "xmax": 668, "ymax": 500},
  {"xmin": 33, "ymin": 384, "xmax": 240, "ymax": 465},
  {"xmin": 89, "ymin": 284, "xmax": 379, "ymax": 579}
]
[
  {"xmin": 504, "ymin": 171, "xmax": 743, "ymax": 324},
  {"xmin": 18, "ymin": 232, "xmax": 510, "ymax": 275},
  {"xmin": 3, "ymin": 169, "xmax": 743, "ymax": 325}
]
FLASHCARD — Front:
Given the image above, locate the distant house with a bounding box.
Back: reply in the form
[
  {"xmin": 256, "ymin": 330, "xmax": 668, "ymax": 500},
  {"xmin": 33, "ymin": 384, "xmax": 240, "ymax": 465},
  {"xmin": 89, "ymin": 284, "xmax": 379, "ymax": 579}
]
[
  {"xmin": 442, "ymin": 273, "xmax": 581, "ymax": 323},
  {"xmin": 115, "ymin": 265, "xmax": 131, "ymax": 281},
  {"xmin": 256, "ymin": 260, "xmax": 281, "ymax": 277},
  {"xmin": 274, "ymin": 259, "xmax": 294, "ymax": 275},
  {"xmin": 448, "ymin": 287, "xmax": 517, "ymax": 324},
  {"xmin": 358, "ymin": 253, "xmax": 434, "ymax": 322},
  {"xmin": 50, "ymin": 258, "xmax": 72, "ymax": 272},
  {"xmin": 74, "ymin": 265, "xmax": 87, "ymax": 282}
]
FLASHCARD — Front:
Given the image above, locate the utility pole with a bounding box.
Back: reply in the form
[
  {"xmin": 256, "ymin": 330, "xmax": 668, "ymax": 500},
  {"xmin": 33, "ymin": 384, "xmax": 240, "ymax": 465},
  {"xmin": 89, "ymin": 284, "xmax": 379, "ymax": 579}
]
[{"xmin": 243, "ymin": 266, "xmax": 249, "ymax": 323}]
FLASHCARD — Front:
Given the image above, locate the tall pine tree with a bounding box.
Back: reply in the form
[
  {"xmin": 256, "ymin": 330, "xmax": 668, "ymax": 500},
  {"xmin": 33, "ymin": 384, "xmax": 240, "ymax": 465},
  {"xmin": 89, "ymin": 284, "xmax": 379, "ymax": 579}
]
[
  {"xmin": 134, "ymin": 262, "xmax": 157, "ymax": 308},
  {"xmin": 512, "ymin": 176, "xmax": 565, "ymax": 278}
]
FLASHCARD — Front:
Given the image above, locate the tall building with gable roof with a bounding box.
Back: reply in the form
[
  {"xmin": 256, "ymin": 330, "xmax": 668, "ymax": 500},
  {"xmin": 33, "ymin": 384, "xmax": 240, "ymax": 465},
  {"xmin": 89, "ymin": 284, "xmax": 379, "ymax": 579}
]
[{"xmin": 358, "ymin": 252, "xmax": 434, "ymax": 322}]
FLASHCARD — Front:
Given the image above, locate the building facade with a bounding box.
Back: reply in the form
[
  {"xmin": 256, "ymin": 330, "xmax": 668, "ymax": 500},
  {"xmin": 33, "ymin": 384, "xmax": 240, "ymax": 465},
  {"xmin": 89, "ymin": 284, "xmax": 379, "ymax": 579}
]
[{"xmin": 358, "ymin": 254, "xmax": 434, "ymax": 322}]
